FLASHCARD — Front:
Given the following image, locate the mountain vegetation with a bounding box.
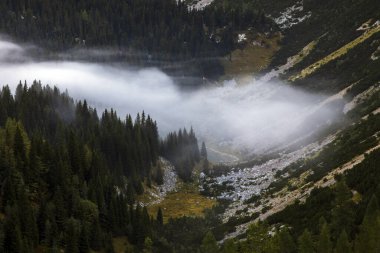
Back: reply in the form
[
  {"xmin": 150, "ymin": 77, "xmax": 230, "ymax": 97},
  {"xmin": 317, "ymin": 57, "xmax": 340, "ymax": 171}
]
[
  {"xmin": 262, "ymin": 0, "xmax": 380, "ymax": 93},
  {"xmin": 0, "ymin": 82, "xmax": 215, "ymax": 253},
  {"xmin": 0, "ymin": 0, "xmax": 380, "ymax": 252},
  {"xmin": 0, "ymin": 0, "xmax": 272, "ymax": 60},
  {"xmin": 161, "ymin": 129, "xmax": 200, "ymax": 181}
]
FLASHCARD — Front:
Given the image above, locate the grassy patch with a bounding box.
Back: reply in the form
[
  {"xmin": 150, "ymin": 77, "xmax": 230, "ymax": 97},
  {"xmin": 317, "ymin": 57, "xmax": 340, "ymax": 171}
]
[
  {"xmin": 148, "ymin": 182, "xmax": 216, "ymax": 223},
  {"xmin": 222, "ymin": 32, "xmax": 281, "ymax": 80},
  {"xmin": 112, "ymin": 236, "xmax": 131, "ymax": 253}
]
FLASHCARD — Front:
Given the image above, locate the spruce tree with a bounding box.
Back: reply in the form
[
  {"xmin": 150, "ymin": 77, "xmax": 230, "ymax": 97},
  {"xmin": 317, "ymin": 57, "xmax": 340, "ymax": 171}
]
[
  {"xmin": 331, "ymin": 180, "xmax": 355, "ymax": 239},
  {"xmin": 201, "ymin": 142, "xmax": 207, "ymax": 159},
  {"xmin": 155, "ymin": 166, "xmax": 164, "ymax": 185},
  {"xmin": 278, "ymin": 228, "xmax": 297, "ymax": 253},
  {"xmin": 79, "ymin": 225, "xmax": 90, "ymax": 253},
  {"xmin": 222, "ymin": 239, "xmax": 237, "ymax": 253},
  {"xmin": 317, "ymin": 222, "xmax": 332, "ymax": 253},
  {"xmin": 354, "ymin": 195, "xmax": 380, "ymax": 253},
  {"xmin": 89, "ymin": 220, "xmax": 103, "ymax": 251},
  {"xmin": 65, "ymin": 218, "xmax": 80, "ymax": 253},
  {"xmin": 298, "ymin": 229, "xmax": 315, "ymax": 253},
  {"xmin": 3, "ymin": 208, "xmax": 23, "ymax": 253},
  {"xmin": 201, "ymin": 231, "xmax": 218, "ymax": 253},
  {"xmin": 335, "ymin": 230, "xmax": 352, "ymax": 253},
  {"xmin": 156, "ymin": 207, "xmax": 164, "ymax": 226},
  {"xmin": 245, "ymin": 222, "xmax": 269, "ymax": 252}
]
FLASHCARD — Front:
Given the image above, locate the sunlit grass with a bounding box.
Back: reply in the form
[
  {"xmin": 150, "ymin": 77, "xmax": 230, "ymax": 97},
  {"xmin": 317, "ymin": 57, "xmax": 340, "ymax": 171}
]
[
  {"xmin": 148, "ymin": 182, "xmax": 216, "ymax": 223},
  {"xmin": 290, "ymin": 24, "xmax": 380, "ymax": 81},
  {"xmin": 222, "ymin": 32, "xmax": 281, "ymax": 80}
]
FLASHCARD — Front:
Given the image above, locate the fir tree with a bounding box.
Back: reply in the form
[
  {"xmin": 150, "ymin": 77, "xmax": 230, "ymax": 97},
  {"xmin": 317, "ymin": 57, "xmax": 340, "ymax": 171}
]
[
  {"xmin": 157, "ymin": 207, "xmax": 164, "ymax": 226},
  {"xmin": 79, "ymin": 225, "xmax": 90, "ymax": 253},
  {"xmin": 201, "ymin": 231, "xmax": 218, "ymax": 253},
  {"xmin": 298, "ymin": 229, "xmax": 315, "ymax": 253},
  {"xmin": 331, "ymin": 180, "xmax": 355, "ymax": 239},
  {"xmin": 278, "ymin": 228, "xmax": 297, "ymax": 253},
  {"xmin": 245, "ymin": 222, "xmax": 269, "ymax": 252},
  {"xmin": 222, "ymin": 239, "xmax": 237, "ymax": 253},
  {"xmin": 201, "ymin": 142, "xmax": 207, "ymax": 159},
  {"xmin": 335, "ymin": 230, "xmax": 352, "ymax": 253},
  {"xmin": 354, "ymin": 195, "xmax": 380, "ymax": 253},
  {"xmin": 317, "ymin": 221, "xmax": 332, "ymax": 253}
]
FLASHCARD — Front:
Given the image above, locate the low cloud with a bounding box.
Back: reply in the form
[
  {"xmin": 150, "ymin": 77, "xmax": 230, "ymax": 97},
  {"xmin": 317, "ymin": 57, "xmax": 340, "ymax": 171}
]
[{"xmin": 0, "ymin": 38, "xmax": 342, "ymax": 159}]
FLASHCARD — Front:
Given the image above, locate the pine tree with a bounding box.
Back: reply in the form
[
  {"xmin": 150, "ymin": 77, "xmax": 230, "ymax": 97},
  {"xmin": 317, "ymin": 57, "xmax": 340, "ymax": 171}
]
[
  {"xmin": 317, "ymin": 222, "xmax": 332, "ymax": 253},
  {"xmin": 89, "ymin": 220, "xmax": 103, "ymax": 251},
  {"xmin": 201, "ymin": 231, "xmax": 219, "ymax": 253},
  {"xmin": 335, "ymin": 230, "xmax": 352, "ymax": 253},
  {"xmin": 79, "ymin": 225, "xmax": 90, "ymax": 253},
  {"xmin": 65, "ymin": 218, "xmax": 80, "ymax": 253},
  {"xmin": 0, "ymin": 223, "xmax": 4, "ymax": 252},
  {"xmin": 18, "ymin": 189, "xmax": 39, "ymax": 247},
  {"xmin": 156, "ymin": 207, "xmax": 163, "ymax": 226},
  {"xmin": 298, "ymin": 229, "xmax": 315, "ymax": 253},
  {"xmin": 245, "ymin": 222, "xmax": 269, "ymax": 252},
  {"xmin": 331, "ymin": 180, "xmax": 355, "ymax": 239},
  {"xmin": 354, "ymin": 195, "xmax": 380, "ymax": 253},
  {"xmin": 222, "ymin": 239, "xmax": 237, "ymax": 253},
  {"xmin": 278, "ymin": 228, "xmax": 296, "ymax": 253},
  {"xmin": 126, "ymin": 182, "xmax": 136, "ymax": 205},
  {"xmin": 155, "ymin": 166, "xmax": 164, "ymax": 185},
  {"xmin": 13, "ymin": 125, "xmax": 27, "ymax": 174},
  {"xmin": 201, "ymin": 142, "xmax": 207, "ymax": 159},
  {"xmin": 53, "ymin": 188, "xmax": 66, "ymax": 229},
  {"xmin": 3, "ymin": 207, "xmax": 23, "ymax": 253}
]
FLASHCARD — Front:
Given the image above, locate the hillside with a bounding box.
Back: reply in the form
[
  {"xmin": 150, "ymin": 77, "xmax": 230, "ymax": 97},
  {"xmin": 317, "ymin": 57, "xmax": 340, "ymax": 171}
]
[
  {"xmin": 0, "ymin": 0, "xmax": 380, "ymax": 252},
  {"xmin": 192, "ymin": 0, "xmax": 380, "ymax": 251},
  {"xmin": 0, "ymin": 82, "xmax": 217, "ymax": 253}
]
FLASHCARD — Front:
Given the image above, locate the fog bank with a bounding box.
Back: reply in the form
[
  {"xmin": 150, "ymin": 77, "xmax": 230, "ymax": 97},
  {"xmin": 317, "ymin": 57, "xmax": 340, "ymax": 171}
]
[{"xmin": 0, "ymin": 38, "xmax": 341, "ymax": 159}]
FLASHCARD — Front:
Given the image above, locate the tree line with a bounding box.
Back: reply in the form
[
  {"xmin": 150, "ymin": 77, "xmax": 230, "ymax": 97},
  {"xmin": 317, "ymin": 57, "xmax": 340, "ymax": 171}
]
[
  {"xmin": 0, "ymin": 0, "xmax": 273, "ymax": 60},
  {"xmin": 160, "ymin": 128, "xmax": 201, "ymax": 181},
  {"xmin": 0, "ymin": 81, "xmax": 205, "ymax": 252}
]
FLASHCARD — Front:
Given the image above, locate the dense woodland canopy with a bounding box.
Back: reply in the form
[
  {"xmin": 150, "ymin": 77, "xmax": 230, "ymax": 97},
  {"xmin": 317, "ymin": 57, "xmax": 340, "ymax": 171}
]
[
  {"xmin": 161, "ymin": 128, "xmax": 200, "ymax": 181},
  {"xmin": 0, "ymin": 82, "xmax": 208, "ymax": 253},
  {"xmin": 1, "ymin": 0, "xmax": 380, "ymax": 252},
  {"xmin": 0, "ymin": 0, "xmax": 272, "ymax": 59},
  {"xmin": 4, "ymin": 82, "xmax": 378, "ymax": 253}
]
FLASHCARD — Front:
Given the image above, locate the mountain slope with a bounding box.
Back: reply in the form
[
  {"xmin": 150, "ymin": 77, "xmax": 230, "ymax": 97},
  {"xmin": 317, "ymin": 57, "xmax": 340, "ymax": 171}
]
[
  {"xmin": 0, "ymin": 1, "xmax": 380, "ymax": 252},
  {"xmin": 194, "ymin": 0, "xmax": 380, "ymax": 248}
]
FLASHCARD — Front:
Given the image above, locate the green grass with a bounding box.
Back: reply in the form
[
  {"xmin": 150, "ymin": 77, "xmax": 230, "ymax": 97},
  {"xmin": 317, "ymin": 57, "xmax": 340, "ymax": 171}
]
[
  {"xmin": 222, "ymin": 32, "xmax": 281, "ymax": 80},
  {"xmin": 148, "ymin": 182, "xmax": 216, "ymax": 223}
]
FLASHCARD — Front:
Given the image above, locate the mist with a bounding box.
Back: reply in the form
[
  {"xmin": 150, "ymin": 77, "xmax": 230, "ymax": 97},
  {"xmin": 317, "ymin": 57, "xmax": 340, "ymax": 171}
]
[{"xmin": 0, "ymin": 38, "xmax": 342, "ymax": 160}]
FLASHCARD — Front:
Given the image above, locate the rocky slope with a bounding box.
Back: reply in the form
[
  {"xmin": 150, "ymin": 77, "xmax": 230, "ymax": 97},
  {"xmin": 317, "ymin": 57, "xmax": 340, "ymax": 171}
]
[{"xmin": 195, "ymin": 0, "xmax": 380, "ymax": 240}]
